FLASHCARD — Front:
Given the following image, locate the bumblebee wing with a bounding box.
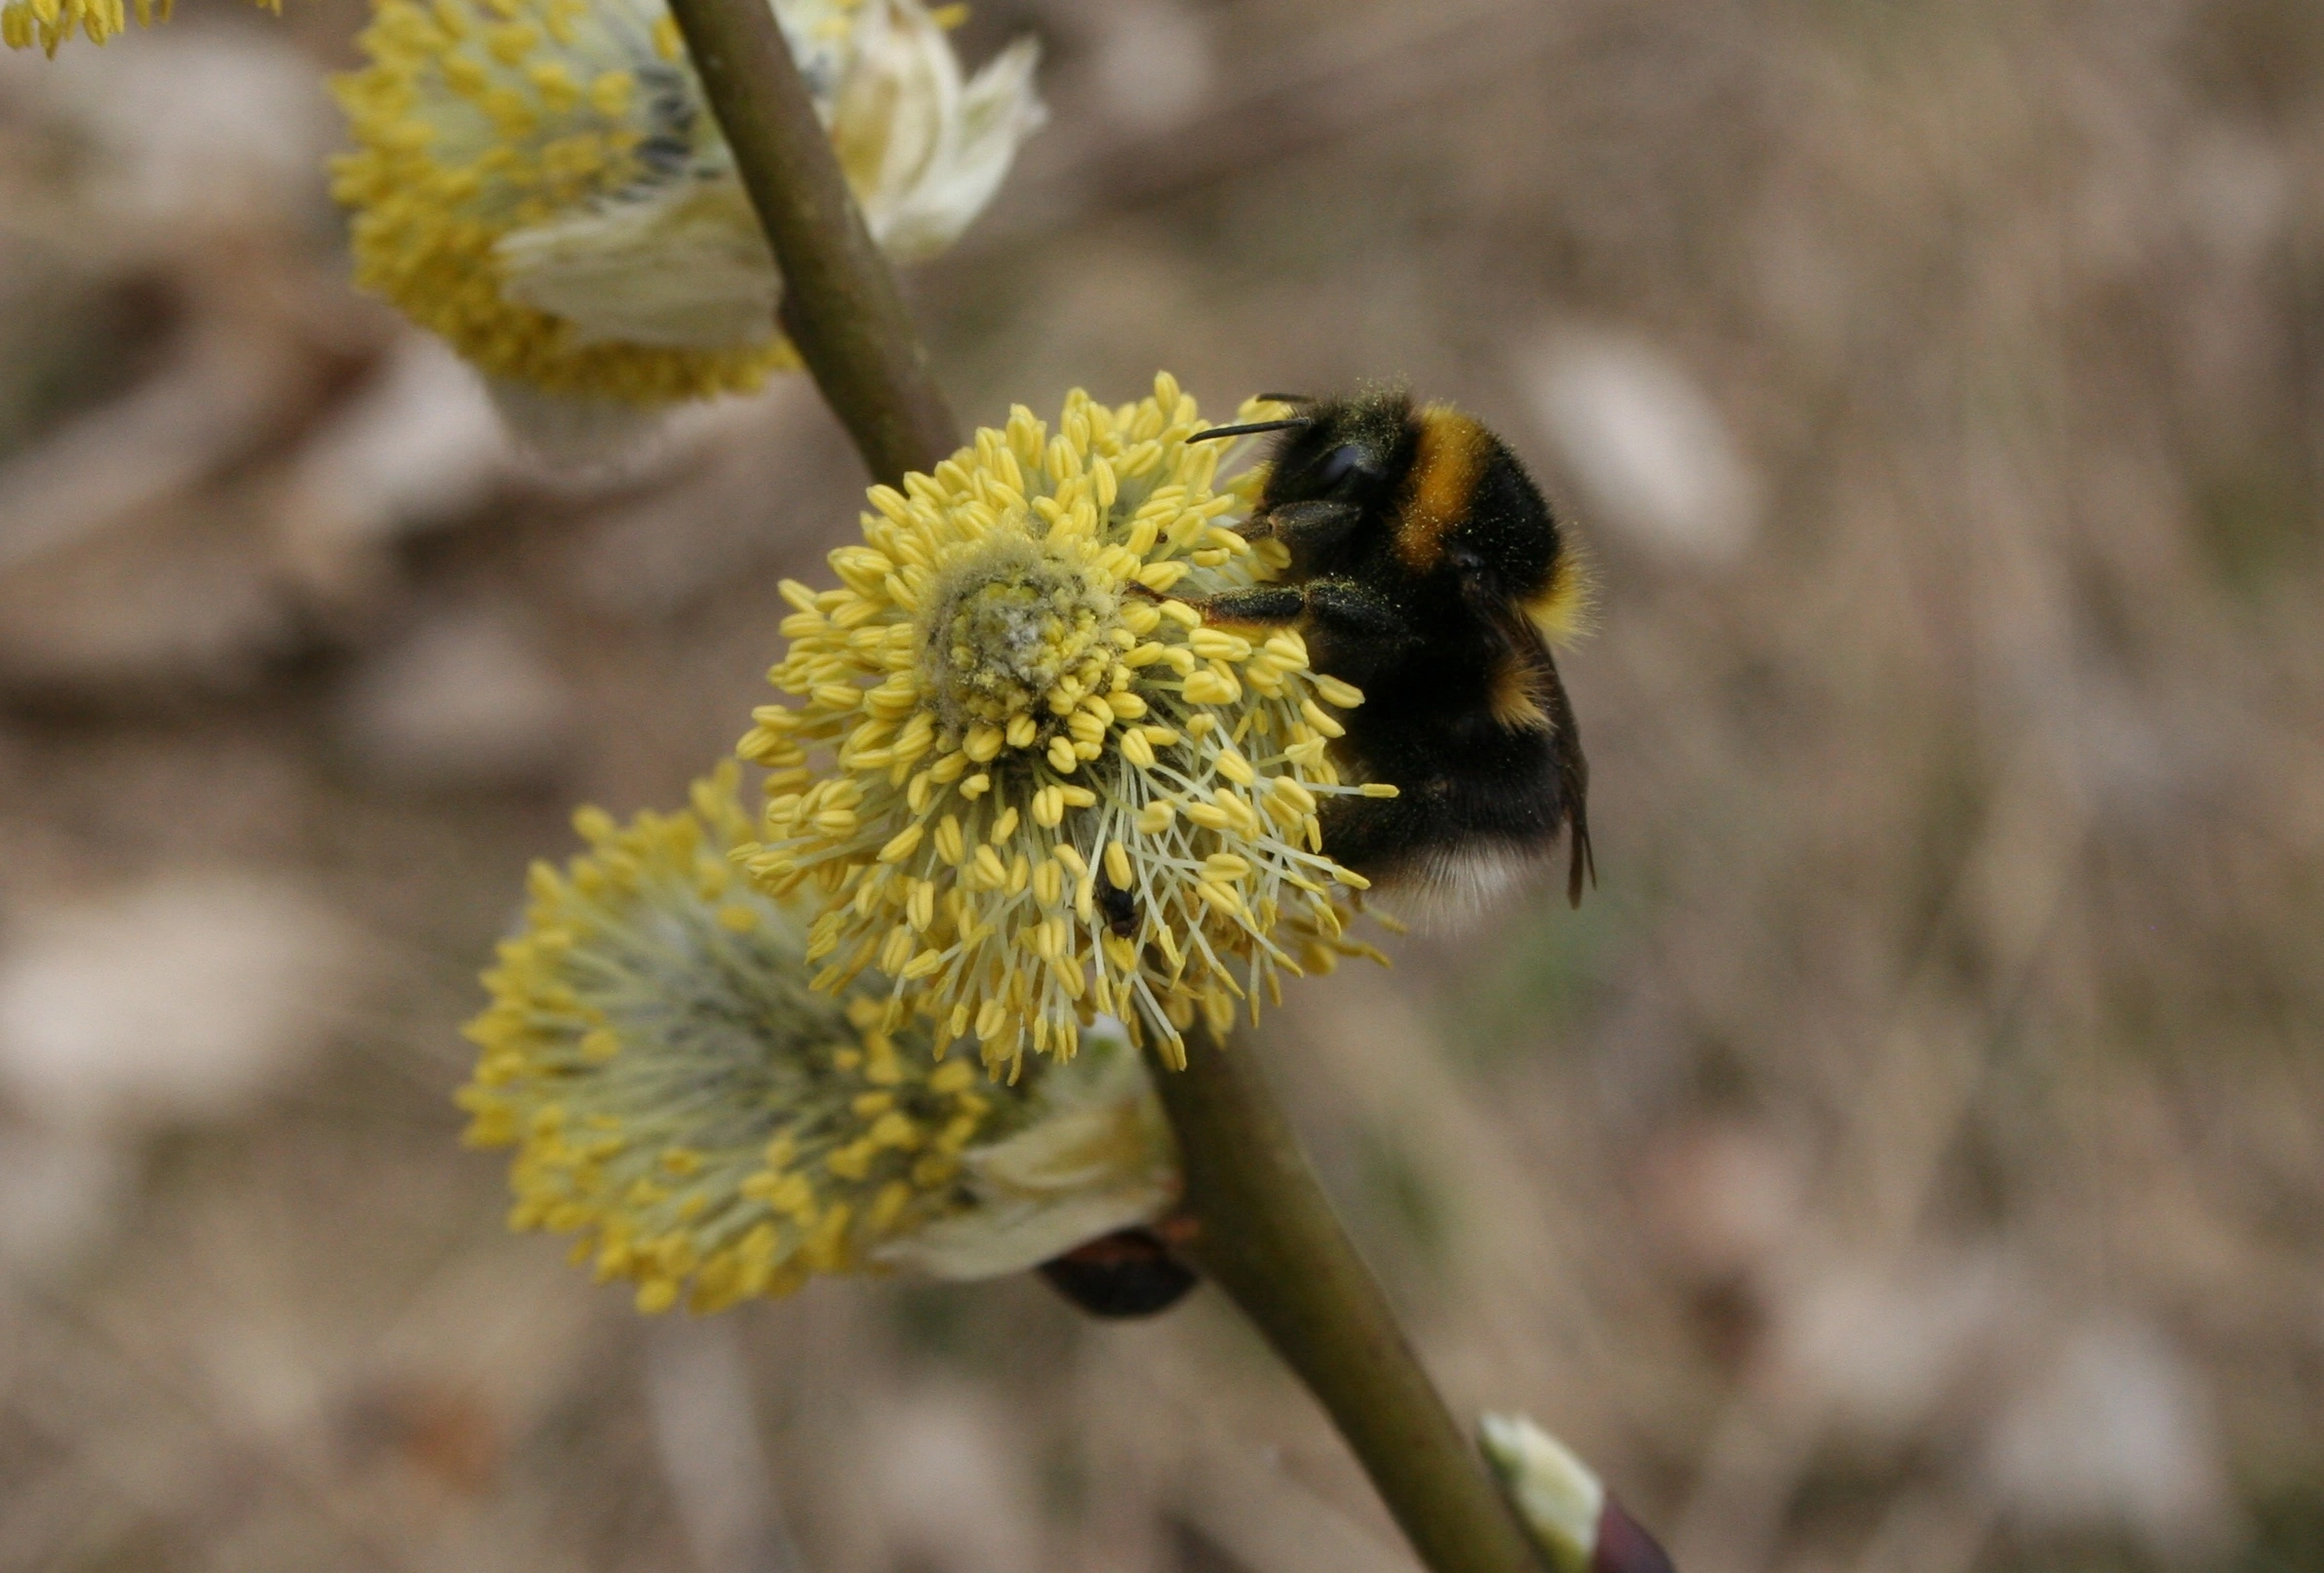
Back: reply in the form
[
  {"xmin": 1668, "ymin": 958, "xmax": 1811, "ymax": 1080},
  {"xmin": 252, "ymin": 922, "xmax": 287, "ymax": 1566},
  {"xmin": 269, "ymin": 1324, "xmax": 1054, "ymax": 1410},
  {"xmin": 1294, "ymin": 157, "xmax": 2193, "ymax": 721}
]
[
  {"xmin": 1474, "ymin": 606, "xmax": 1595, "ymax": 908},
  {"xmin": 1515, "ymin": 627, "xmax": 1589, "ymax": 906},
  {"xmin": 1540, "ymin": 651, "xmax": 1595, "ymax": 908},
  {"xmin": 1564, "ymin": 784, "xmax": 1595, "ymax": 908}
]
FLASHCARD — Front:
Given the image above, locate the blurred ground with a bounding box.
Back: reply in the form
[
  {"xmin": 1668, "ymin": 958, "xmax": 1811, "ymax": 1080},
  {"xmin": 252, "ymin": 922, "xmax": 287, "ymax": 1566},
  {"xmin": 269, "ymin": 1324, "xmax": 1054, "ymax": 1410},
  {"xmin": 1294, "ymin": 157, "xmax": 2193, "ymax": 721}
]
[{"xmin": 3, "ymin": 1, "xmax": 2323, "ymax": 1570}]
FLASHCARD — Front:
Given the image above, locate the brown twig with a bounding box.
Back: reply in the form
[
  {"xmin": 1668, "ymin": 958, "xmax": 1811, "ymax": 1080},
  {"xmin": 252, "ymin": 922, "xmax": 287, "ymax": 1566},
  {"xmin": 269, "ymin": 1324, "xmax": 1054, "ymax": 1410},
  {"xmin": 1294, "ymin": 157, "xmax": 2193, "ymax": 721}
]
[
  {"xmin": 1156, "ymin": 1022, "xmax": 1544, "ymax": 1573},
  {"xmin": 661, "ymin": 0, "xmax": 960, "ymax": 483},
  {"xmin": 659, "ymin": 8, "xmax": 1540, "ymax": 1570}
]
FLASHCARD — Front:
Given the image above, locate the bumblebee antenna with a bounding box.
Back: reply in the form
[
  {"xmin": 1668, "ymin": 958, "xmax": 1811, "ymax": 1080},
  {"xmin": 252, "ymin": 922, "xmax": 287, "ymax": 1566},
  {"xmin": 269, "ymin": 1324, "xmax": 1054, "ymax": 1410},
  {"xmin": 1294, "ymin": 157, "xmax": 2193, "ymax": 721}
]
[{"xmin": 1188, "ymin": 417, "xmax": 1310, "ymax": 444}]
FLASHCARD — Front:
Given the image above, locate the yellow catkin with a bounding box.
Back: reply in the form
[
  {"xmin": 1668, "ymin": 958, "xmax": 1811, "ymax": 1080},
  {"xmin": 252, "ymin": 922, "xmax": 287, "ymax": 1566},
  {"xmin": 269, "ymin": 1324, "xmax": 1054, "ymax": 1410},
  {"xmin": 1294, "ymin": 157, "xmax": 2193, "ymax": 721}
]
[
  {"xmin": 330, "ymin": 0, "xmax": 1042, "ymax": 409},
  {"xmin": 330, "ymin": 0, "xmax": 802, "ymax": 403},
  {"xmin": 459, "ymin": 766, "xmax": 1065, "ymax": 1314},
  {"xmin": 738, "ymin": 376, "xmax": 1392, "ymax": 1067},
  {"xmin": 6, "ymin": 0, "xmax": 274, "ymax": 54}
]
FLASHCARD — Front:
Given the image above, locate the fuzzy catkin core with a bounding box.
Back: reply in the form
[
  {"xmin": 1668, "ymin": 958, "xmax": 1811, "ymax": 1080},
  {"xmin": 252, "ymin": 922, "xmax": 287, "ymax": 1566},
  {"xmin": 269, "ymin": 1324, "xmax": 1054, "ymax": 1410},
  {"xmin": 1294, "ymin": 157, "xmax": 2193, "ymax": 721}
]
[{"xmin": 922, "ymin": 537, "xmax": 1123, "ymax": 737}]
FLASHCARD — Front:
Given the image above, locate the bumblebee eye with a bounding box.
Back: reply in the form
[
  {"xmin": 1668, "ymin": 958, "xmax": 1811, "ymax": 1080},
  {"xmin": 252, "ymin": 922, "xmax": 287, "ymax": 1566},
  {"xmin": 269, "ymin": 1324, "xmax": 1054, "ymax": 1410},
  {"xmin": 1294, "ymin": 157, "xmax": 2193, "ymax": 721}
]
[{"xmin": 1310, "ymin": 443, "xmax": 1372, "ymax": 496}]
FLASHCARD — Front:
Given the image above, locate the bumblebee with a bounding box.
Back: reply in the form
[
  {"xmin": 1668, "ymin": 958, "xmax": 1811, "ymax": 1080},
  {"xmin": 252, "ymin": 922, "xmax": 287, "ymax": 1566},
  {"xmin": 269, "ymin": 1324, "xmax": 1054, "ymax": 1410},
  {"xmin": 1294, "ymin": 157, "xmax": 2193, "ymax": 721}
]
[{"xmin": 1190, "ymin": 390, "xmax": 1594, "ymax": 908}]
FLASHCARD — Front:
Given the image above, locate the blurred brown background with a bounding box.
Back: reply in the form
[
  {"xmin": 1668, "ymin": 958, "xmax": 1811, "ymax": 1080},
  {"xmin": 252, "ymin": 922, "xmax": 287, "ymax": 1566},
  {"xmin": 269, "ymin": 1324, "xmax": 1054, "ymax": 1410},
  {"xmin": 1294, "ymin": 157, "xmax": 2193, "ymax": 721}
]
[{"xmin": 2, "ymin": 0, "xmax": 2322, "ymax": 1569}]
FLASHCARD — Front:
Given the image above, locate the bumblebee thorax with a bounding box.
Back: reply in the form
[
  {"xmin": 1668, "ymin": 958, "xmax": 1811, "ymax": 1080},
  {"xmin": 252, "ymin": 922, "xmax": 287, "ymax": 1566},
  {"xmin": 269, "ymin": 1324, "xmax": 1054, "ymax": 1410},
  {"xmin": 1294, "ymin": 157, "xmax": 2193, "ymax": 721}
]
[{"xmin": 1392, "ymin": 405, "xmax": 1495, "ymax": 574}]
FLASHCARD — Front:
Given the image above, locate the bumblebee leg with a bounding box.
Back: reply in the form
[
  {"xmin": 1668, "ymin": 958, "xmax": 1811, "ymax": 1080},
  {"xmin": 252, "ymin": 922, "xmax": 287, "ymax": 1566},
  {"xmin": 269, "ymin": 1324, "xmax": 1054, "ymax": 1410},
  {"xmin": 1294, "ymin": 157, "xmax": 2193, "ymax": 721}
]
[
  {"xmin": 1198, "ymin": 586, "xmax": 1308, "ymax": 625},
  {"xmin": 1303, "ymin": 578, "xmax": 1421, "ymax": 649},
  {"xmin": 1239, "ymin": 499, "xmax": 1361, "ymax": 553},
  {"xmin": 1294, "ymin": 578, "xmax": 1423, "ymax": 687}
]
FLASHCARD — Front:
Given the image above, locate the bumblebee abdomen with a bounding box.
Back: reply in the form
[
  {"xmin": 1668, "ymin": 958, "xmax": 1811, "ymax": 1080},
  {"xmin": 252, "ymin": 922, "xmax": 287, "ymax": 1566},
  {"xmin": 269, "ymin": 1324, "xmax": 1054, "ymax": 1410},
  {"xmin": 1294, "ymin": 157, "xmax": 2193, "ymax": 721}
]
[
  {"xmin": 1322, "ymin": 715, "xmax": 1569, "ymax": 891},
  {"xmin": 1323, "ymin": 632, "xmax": 1591, "ymax": 906}
]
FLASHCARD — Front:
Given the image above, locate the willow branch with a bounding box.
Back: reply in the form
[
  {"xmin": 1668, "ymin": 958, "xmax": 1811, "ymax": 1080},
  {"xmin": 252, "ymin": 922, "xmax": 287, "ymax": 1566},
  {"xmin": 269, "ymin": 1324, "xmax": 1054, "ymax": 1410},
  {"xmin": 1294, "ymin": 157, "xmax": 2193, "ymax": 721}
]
[
  {"xmin": 662, "ymin": 0, "xmax": 961, "ymax": 484},
  {"xmin": 661, "ymin": 12, "xmax": 1537, "ymax": 1572},
  {"xmin": 1156, "ymin": 1023, "xmax": 1543, "ymax": 1573}
]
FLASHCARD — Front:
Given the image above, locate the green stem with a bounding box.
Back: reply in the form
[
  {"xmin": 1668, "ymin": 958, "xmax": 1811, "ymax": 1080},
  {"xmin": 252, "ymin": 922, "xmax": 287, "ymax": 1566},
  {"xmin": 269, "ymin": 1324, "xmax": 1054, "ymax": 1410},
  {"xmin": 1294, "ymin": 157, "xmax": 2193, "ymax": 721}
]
[
  {"xmin": 1156, "ymin": 1023, "xmax": 1543, "ymax": 1573},
  {"xmin": 661, "ymin": 12, "xmax": 1537, "ymax": 1572},
  {"xmin": 662, "ymin": 0, "xmax": 961, "ymax": 484}
]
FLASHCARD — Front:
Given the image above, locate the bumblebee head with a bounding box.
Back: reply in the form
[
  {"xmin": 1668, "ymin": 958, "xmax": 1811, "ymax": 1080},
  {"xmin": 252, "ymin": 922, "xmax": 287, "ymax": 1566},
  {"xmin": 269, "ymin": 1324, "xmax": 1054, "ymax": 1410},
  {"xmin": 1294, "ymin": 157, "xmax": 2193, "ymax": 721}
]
[
  {"xmin": 1195, "ymin": 389, "xmax": 1590, "ymax": 642},
  {"xmin": 1257, "ymin": 391, "xmax": 1417, "ymax": 511},
  {"xmin": 1192, "ymin": 390, "xmax": 1413, "ymax": 514}
]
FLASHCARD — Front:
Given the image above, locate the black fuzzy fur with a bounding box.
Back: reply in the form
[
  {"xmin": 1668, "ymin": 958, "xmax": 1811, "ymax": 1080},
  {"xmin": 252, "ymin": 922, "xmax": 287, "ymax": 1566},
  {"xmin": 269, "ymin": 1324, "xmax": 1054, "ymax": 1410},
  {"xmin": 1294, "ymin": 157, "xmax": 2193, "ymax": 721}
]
[{"xmin": 1243, "ymin": 391, "xmax": 1594, "ymax": 907}]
